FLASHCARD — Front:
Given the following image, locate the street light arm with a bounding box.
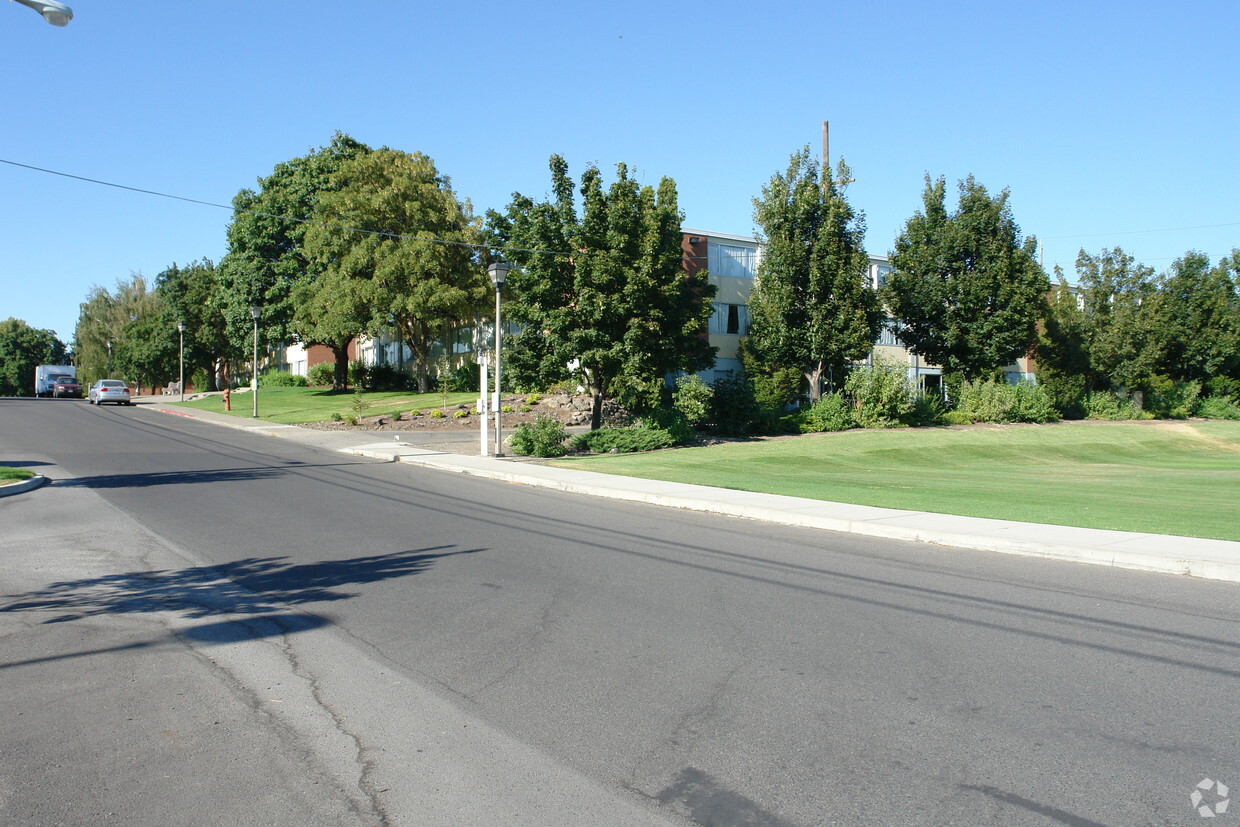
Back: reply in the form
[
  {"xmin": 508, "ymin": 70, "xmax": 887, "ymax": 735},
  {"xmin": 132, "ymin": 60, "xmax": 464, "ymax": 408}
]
[{"xmin": 11, "ymin": 0, "xmax": 73, "ymax": 26}]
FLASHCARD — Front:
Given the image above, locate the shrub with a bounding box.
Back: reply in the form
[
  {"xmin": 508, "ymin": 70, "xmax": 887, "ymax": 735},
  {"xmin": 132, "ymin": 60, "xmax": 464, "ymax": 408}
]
[
  {"xmin": 1196, "ymin": 396, "xmax": 1240, "ymax": 420},
  {"xmin": 797, "ymin": 392, "xmax": 855, "ymax": 433},
  {"xmin": 330, "ymin": 411, "xmax": 344, "ymax": 422},
  {"xmin": 641, "ymin": 408, "xmax": 695, "ymax": 445},
  {"xmin": 429, "ymin": 409, "xmax": 446, "ymax": 418},
  {"xmin": 572, "ymin": 424, "xmax": 676, "ymax": 454},
  {"xmin": 1145, "ymin": 375, "xmax": 1200, "ymax": 419},
  {"xmin": 307, "ymin": 362, "xmax": 335, "ymax": 387},
  {"xmin": 1204, "ymin": 376, "xmax": 1240, "ymax": 400},
  {"xmin": 190, "ymin": 368, "xmax": 210, "ymax": 392},
  {"xmin": 519, "ymin": 405, "xmax": 532, "ymax": 413},
  {"xmin": 844, "ymin": 361, "xmax": 914, "ymax": 428},
  {"xmin": 368, "ymin": 363, "xmax": 414, "ymax": 391},
  {"xmin": 450, "ymin": 360, "xmax": 480, "ymax": 393},
  {"xmin": 258, "ymin": 370, "xmax": 307, "ymax": 388},
  {"xmin": 956, "ymin": 380, "xmax": 1015, "ymax": 424},
  {"xmin": 351, "ymin": 387, "xmax": 370, "ymax": 418},
  {"xmin": 1086, "ymin": 391, "xmax": 1147, "ymax": 420},
  {"xmin": 453, "ymin": 409, "xmax": 469, "ymax": 419},
  {"xmin": 1011, "ymin": 382, "xmax": 1059, "ymax": 423},
  {"xmin": 908, "ymin": 391, "xmax": 947, "ymax": 427},
  {"xmin": 501, "ymin": 404, "xmax": 513, "ymax": 413},
  {"xmin": 709, "ymin": 374, "xmax": 762, "ymax": 436},
  {"xmin": 509, "ymin": 415, "xmax": 570, "ymax": 457},
  {"xmin": 944, "ymin": 410, "xmax": 974, "ymax": 426},
  {"xmin": 348, "ymin": 360, "xmax": 368, "ymax": 388},
  {"xmin": 1036, "ymin": 372, "xmax": 1087, "ymax": 419},
  {"xmin": 409, "ymin": 409, "xmax": 422, "ymax": 417},
  {"xmin": 526, "ymin": 393, "xmax": 542, "ymax": 404},
  {"xmin": 672, "ymin": 374, "xmax": 713, "ymax": 428}
]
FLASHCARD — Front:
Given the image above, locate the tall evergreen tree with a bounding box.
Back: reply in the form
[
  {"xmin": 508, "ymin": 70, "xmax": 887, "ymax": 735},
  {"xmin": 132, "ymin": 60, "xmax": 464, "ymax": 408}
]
[
  {"xmin": 885, "ymin": 176, "xmax": 1048, "ymax": 381},
  {"xmin": 490, "ymin": 156, "xmax": 716, "ymax": 429},
  {"xmin": 746, "ymin": 147, "xmax": 880, "ymax": 401}
]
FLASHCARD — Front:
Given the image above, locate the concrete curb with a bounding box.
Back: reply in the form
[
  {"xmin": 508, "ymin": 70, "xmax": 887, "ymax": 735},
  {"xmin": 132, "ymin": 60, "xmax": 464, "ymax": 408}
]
[{"xmin": 0, "ymin": 475, "xmax": 47, "ymax": 498}]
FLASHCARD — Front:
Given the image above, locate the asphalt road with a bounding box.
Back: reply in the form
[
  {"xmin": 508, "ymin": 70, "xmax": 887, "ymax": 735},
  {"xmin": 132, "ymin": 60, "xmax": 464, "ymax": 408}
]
[{"xmin": 2, "ymin": 398, "xmax": 1238, "ymax": 826}]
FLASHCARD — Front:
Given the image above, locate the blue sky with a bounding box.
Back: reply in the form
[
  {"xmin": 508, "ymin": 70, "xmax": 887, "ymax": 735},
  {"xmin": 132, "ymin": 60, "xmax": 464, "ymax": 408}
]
[{"xmin": 3, "ymin": 1, "xmax": 1237, "ymax": 346}]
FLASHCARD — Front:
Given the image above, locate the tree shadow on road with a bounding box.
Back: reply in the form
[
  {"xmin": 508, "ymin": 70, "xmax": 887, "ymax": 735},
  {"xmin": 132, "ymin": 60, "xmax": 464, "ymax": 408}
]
[{"xmin": 0, "ymin": 545, "xmax": 484, "ymax": 624}]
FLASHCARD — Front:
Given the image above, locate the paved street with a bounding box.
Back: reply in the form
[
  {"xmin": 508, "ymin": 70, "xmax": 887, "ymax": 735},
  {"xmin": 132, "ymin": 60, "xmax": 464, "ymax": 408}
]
[{"xmin": 1, "ymin": 397, "xmax": 1237, "ymax": 825}]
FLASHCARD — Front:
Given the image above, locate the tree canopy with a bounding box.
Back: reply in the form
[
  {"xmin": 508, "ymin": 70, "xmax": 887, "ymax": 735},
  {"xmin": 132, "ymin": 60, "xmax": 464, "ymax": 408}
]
[
  {"xmin": 0, "ymin": 318, "xmax": 67, "ymax": 396},
  {"xmin": 489, "ymin": 155, "xmax": 716, "ymax": 428},
  {"xmin": 745, "ymin": 147, "xmax": 880, "ymax": 400},
  {"xmin": 885, "ymin": 176, "xmax": 1048, "ymax": 381},
  {"xmin": 302, "ymin": 148, "xmax": 484, "ymax": 392}
]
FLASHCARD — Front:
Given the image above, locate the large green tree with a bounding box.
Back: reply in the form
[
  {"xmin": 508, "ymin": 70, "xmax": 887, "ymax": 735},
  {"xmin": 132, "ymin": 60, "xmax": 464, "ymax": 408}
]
[
  {"xmin": 490, "ymin": 155, "xmax": 716, "ymax": 429},
  {"xmin": 217, "ymin": 133, "xmax": 372, "ymax": 370},
  {"xmin": 155, "ymin": 259, "xmax": 230, "ymax": 391},
  {"xmin": 73, "ymin": 274, "xmax": 160, "ymax": 385},
  {"xmin": 0, "ymin": 318, "xmax": 67, "ymax": 396},
  {"xmin": 1152, "ymin": 250, "xmax": 1240, "ymax": 383},
  {"xmin": 885, "ymin": 176, "xmax": 1048, "ymax": 381},
  {"xmin": 1074, "ymin": 248, "xmax": 1162, "ymax": 391},
  {"xmin": 745, "ymin": 147, "xmax": 880, "ymax": 401},
  {"xmin": 302, "ymin": 148, "xmax": 484, "ymax": 392}
]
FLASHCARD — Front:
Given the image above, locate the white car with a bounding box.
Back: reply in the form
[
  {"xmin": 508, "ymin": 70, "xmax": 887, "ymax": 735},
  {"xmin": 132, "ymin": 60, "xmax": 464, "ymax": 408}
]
[{"xmin": 89, "ymin": 379, "xmax": 132, "ymax": 405}]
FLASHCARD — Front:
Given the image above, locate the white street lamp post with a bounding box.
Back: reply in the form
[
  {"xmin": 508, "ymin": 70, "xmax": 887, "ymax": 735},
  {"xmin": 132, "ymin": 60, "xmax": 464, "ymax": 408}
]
[
  {"xmin": 487, "ymin": 262, "xmax": 509, "ymax": 457},
  {"xmin": 250, "ymin": 306, "xmax": 261, "ymax": 419},
  {"xmin": 177, "ymin": 320, "xmax": 185, "ymax": 403},
  {"xmin": 11, "ymin": 0, "xmax": 72, "ymax": 26}
]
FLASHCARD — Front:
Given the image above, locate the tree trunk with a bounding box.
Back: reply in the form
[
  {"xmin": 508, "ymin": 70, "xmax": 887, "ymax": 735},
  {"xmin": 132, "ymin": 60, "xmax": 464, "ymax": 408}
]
[
  {"xmin": 331, "ymin": 344, "xmax": 349, "ymax": 391},
  {"xmin": 804, "ymin": 362, "xmax": 825, "ymax": 403}
]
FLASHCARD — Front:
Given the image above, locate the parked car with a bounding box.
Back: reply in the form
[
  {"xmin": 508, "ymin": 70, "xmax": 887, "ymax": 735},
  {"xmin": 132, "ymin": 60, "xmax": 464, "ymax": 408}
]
[
  {"xmin": 89, "ymin": 379, "xmax": 132, "ymax": 405},
  {"xmin": 35, "ymin": 364, "xmax": 77, "ymax": 397},
  {"xmin": 51, "ymin": 376, "xmax": 82, "ymax": 398}
]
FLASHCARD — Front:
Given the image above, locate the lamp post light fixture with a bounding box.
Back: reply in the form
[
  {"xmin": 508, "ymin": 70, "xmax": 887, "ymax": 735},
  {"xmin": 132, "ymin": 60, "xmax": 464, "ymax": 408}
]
[
  {"xmin": 250, "ymin": 306, "xmax": 261, "ymax": 419},
  {"xmin": 177, "ymin": 320, "xmax": 185, "ymax": 403},
  {"xmin": 487, "ymin": 261, "xmax": 510, "ymax": 457},
  {"xmin": 11, "ymin": 0, "xmax": 73, "ymax": 26}
]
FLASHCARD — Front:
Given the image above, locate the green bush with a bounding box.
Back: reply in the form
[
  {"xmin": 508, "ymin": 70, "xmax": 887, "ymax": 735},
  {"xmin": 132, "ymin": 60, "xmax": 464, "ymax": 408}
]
[
  {"xmin": 572, "ymin": 424, "xmax": 676, "ymax": 454},
  {"xmin": 640, "ymin": 408, "xmax": 695, "ymax": 445},
  {"xmin": 1011, "ymin": 382, "xmax": 1059, "ymax": 423},
  {"xmin": 450, "ymin": 360, "xmax": 480, "ymax": 393},
  {"xmin": 1204, "ymin": 376, "xmax": 1240, "ymax": 400},
  {"xmin": 368, "ymin": 364, "xmax": 415, "ymax": 391},
  {"xmin": 526, "ymin": 393, "xmax": 542, "ymax": 404},
  {"xmin": 944, "ymin": 410, "xmax": 974, "ymax": 426},
  {"xmin": 956, "ymin": 380, "xmax": 1015, "ymax": 424},
  {"xmin": 348, "ymin": 360, "xmax": 368, "ymax": 388},
  {"xmin": 258, "ymin": 370, "xmax": 307, "ymax": 388},
  {"xmin": 709, "ymin": 374, "xmax": 762, "ymax": 436},
  {"xmin": 453, "ymin": 409, "xmax": 469, "ymax": 419},
  {"xmin": 429, "ymin": 409, "xmax": 446, "ymax": 418},
  {"xmin": 1196, "ymin": 396, "xmax": 1240, "ymax": 420},
  {"xmin": 1086, "ymin": 391, "xmax": 1148, "ymax": 421},
  {"xmin": 672, "ymin": 374, "xmax": 713, "ymax": 428},
  {"xmin": 1145, "ymin": 375, "xmax": 1200, "ymax": 419},
  {"xmin": 908, "ymin": 391, "xmax": 947, "ymax": 427},
  {"xmin": 330, "ymin": 411, "xmax": 344, "ymax": 422},
  {"xmin": 797, "ymin": 393, "xmax": 855, "ymax": 433},
  {"xmin": 509, "ymin": 415, "xmax": 570, "ymax": 457},
  {"xmin": 307, "ymin": 362, "xmax": 335, "ymax": 387},
  {"xmin": 1036, "ymin": 372, "xmax": 1087, "ymax": 419},
  {"xmin": 956, "ymin": 380, "xmax": 1058, "ymax": 424},
  {"xmin": 844, "ymin": 361, "xmax": 914, "ymax": 428},
  {"xmin": 190, "ymin": 368, "xmax": 210, "ymax": 392}
]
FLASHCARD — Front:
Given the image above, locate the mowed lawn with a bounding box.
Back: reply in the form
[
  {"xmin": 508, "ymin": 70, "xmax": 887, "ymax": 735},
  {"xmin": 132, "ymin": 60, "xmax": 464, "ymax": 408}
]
[
  {"xmin": 552, "ymin": 420, "xmax": 1240, "ymax": 541},
  {"xmin": 170, "ymin": 387, "xmax": 478, "ymax": 425}
]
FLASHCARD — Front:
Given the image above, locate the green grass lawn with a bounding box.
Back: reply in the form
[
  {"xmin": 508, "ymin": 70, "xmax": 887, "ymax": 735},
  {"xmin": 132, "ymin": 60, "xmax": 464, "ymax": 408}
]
[
  {"xmin": 0, "ymin": 467, "xmax": 35, "ymax": 484},
  {"xmin": 168, "ymin": 387, "xmax": 479, "ymax": 425},
  {"xmin": 551, "ymin": 420, "xmax": 1240, "ymax": 541}
]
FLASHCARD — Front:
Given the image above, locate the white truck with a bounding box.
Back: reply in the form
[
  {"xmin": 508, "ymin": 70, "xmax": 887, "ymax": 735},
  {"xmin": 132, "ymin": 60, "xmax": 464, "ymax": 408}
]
[{"xmin": 35, "ymin": 365, "xmax": 77, "ymax": 398}]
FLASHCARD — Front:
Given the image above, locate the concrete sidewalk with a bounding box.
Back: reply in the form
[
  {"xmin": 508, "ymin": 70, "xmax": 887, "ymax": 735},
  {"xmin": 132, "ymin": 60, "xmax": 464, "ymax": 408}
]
[{"xmin": 139, "ymin": 398, "xmax": 1240, "ymax": 584}]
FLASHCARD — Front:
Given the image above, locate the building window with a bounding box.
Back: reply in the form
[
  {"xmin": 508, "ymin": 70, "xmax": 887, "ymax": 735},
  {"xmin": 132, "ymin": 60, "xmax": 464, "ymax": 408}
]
[
  {"xmin": 875, "ymin": 265, "xmax": 893, "ymax": 289},
  {"xmin": 876, "ymin": 318, "xmax": 903, "ymax": 347},
  {"xmin": 709, "ymin": 242, "xmax": 759, "ymax": 279},
  {"xmin": 711, "ymin": 303, "xmax": 749, "ymax": 335}
]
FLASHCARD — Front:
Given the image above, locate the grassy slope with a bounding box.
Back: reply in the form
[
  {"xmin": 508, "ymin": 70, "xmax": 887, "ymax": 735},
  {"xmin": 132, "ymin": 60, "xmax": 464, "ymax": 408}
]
[
  {"xmin": 552, "ymin": 421, "xmax": 1240, "ymax": 541},
  {"xmin": 169, "ymin": 387, "xmax": 479, "ymax": 425}
]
